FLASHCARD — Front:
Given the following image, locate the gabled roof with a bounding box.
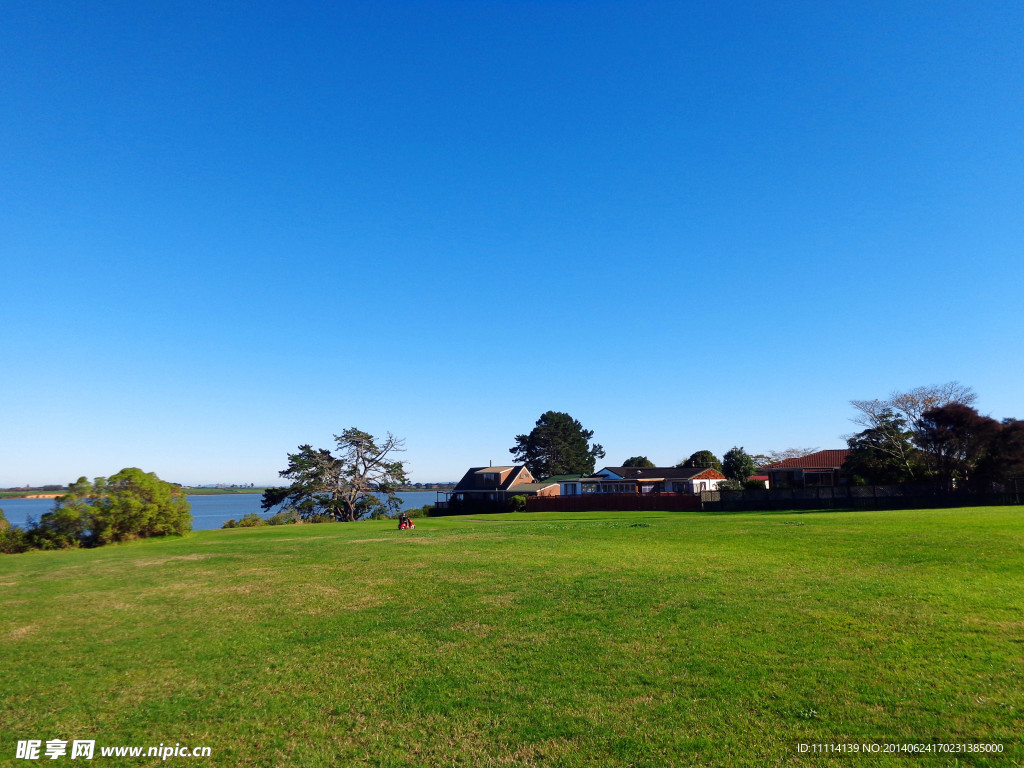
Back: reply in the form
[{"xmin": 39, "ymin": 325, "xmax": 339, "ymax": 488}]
[
  {"xmin": 760, "ymin": 450, "xmax": 850, "ymax": 470},
  {"xmin": 452, "ymin": 465, "xmax": 531, "ymax": 492},
  {"xmin": 508, "ymin": 482, "xmax": 559, "ymax": 494},
  {"xmin": 597, "ymin": 466, "xmax": 724, "ymax": 481}
]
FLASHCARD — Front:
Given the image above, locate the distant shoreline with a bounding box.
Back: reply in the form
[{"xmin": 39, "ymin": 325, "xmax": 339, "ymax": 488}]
[{"xmin": 1, "ymin": 486, "xmax": 453, "ymax": 500}]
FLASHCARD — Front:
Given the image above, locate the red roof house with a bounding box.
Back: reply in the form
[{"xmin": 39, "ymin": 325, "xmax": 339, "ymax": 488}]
[{"xmin": 759, "ymin": 450, "xmax": 851, "ymax": 489}]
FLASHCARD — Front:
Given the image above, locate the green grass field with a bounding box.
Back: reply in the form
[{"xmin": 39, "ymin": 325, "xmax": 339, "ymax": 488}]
[{"xmin": 2, "ymin": 507, "xmax": 1022, "ymax": 767}]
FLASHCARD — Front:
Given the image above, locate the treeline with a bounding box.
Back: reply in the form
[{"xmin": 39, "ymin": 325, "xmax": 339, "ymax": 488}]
[
  {"xmin": 0, "ymin": 468, "xmax": 191, "ymax": 555},
  {"xmin": 844, "ymin": 383, "xmax": 1023, "ymax": 491}
]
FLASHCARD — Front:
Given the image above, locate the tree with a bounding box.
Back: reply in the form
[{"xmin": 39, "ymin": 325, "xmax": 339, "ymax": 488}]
[
  {"xmin": 622, "ymin": 456, "xmax": 655, "ymax": 468},
  {"xmin": 510, "ymin": 411, "xmax": 605, "ymax": 478},
  {"xmin": 759, "ymin": 447, "xmax": 820, "ymax": 465},
  {"xmin": 976, "ymin": 419, "xmax": 1024, "ymax": 485},
  {"xmin": 677, "ymin": 450, "xmax": 723, "ymax": 473},
  {"xmin": 849, "ymin": 382, "xmax": 976, "ymax": 480},
  {"xmin": 262, "ymin": 429, "xmax": 408, "ymax": 522},
  {"xmin": 914, "ymin": 403, "xmax": 1000, "ymax": 491},
  {"xmin": 722, "ymin": 447, "xmax": 757, "ymax": 482},
  {"xmin": 0, "ymin": 507, "xmax": 32, "ymax": 554},
  {"xmin": 32, "ymin": 468, "xmax": 191, "ymax": 549},
  {"xmin": 842, "ymin": 410, "xmax": 919, "ymax": 484}
]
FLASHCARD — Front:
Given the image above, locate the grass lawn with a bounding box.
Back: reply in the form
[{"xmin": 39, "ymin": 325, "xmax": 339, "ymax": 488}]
[{"xmin": 2, "ymin": 507, "xmax": 1022, "ymax": 767}]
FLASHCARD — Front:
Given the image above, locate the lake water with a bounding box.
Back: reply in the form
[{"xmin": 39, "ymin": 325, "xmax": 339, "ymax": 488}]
[{"xmin": 1, "ymin": 491, "xmax": 443, "ymax": 532}]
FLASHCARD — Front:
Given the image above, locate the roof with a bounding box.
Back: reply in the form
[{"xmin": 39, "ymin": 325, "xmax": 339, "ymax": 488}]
[
  {"xmin": 452, "ymin": 465, "xmax": 530, "ymax": 492},
  {"xmin": 760, "ymin": 450, "xmax": 850, "ymax": 470},
  {"xmin": 543, "ymin": 474, "xmax": 586, "ymax": 483},
  {"xmin": 598, "ymin": 466, "xmax": 723, "ymax": 480},
  {"xmin": 507, "ymin": 482, "xmax": 559, "ymax": 494}
]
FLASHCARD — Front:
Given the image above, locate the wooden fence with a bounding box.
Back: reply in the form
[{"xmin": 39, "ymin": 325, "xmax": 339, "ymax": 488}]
[
  {"xmin": 526, "ymin": 493, "xmax": 701, "ymax": 513},
  {"xmin": 701, "ymin": 480, "xmax": 1024, "ymax": 512}
]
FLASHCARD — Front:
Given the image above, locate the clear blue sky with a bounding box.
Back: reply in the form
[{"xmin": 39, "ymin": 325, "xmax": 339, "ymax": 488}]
[{"xmin": 2, "ymin": 1, "xmax": 1022, "ymax": 486}]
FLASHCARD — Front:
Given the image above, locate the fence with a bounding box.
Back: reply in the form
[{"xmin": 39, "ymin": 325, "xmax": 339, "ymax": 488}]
[
  {"xmin": 526, "ymin": 493, "xmax": 701, "ymax": 513},
  {"xmin": 701, "ymin": 480, "xmax": 1024, "ymax": 512}
]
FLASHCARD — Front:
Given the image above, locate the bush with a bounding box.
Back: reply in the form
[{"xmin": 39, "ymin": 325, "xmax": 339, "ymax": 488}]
[
  {"xmin": 510, "ymin": 495, "xmax": 527, "ymax": 512},
  {"xmin": 743, "ymin": 479, "xmax": 767, "ymax": 491},
  {"xmin": 236, "ymin": 513, "xmax": 266, "ymax": 528},
  {"xmin": 405, "ymin": 506, "xmax": 432, "ymax": 519},
  {"xmin": 24, "ymin": 469, "xmax": 193, "ymax": 549},
  {"xmin": 265, "ymin": 510, "xmax": 300, "ymax": 525},
  {"xmin": 0, "ymin": 510, "xmax": 32, "ymax": 554}
]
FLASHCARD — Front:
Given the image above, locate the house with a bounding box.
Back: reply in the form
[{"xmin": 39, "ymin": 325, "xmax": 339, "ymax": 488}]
[
  {"xmin": 559, "ymin": 466, "xmax": 727, "ymax": 495},
  {"xmin": 759, "ymin": 450, "xmax": 851, "ymax": 488},
  {"xmin": 437, "ymin": 465, "xmax": 560, "ymax": 512},
  {"xmin": 747, "ymin": 474, "xmax": 771, "ymax": 489}
]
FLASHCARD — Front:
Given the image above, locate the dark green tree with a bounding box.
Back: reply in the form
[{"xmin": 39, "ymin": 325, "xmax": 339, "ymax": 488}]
[
  {"xmin": 915, "ymin": 404, "xmax": 1000, "ymax": 491},
  {"xmin": 622, "ymin": 456, "xmax": 655, "ymax": 468},
  {"xmin": 0, "ymin": 507, "xmax": 32, "ymax": 554},
  {"xmin": 510, "ymin": 411, "xmax": 605, "ymax": 478},
  {"xmin": 976, "ymin": 419, "xmax": 1024, "ymax": 484},
  {"xmin": 677, "ymin": 450, "xmax": 723, "ymax": 473},
  {"xmin": 842, "ymin": 410, "xmax": 920, "ymax": 484},
  {"xmin": 262, "ymin": 429, "xmax": 408, "ymax": 522},
  {"xmin": 31, "ymin": 468, "xmax": 191, "ymax": 549},
  {"xmin": 722, "ymin": 447, "xmax": 757, "ymax": 482}
]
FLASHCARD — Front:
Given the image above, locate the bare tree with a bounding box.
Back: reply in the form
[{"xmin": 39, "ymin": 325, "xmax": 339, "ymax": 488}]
[
  {"xmin": 757, "ymin": 447, "xmax": 821, "ymax": 466},
  {"xmin": 851, "ymin": 382, "xmax": 976, "ymax": 433}
]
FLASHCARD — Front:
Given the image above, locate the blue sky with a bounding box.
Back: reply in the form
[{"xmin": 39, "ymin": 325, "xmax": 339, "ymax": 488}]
[{"xmin": 2, "ymin": 1, "xmax": 1022, "ymax": 486}]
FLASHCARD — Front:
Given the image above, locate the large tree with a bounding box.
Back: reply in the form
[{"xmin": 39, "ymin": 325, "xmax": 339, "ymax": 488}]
[
  {"xmin": 622, "ymin": 456, "xmax": 655, "ymax": 468},
  {"xmin": 849, "ymin": 382, "xmax": 976, "ymax": 480},
  {"xmin": 843, "ymin": 410, "xmax": 920, "ymax": 484},
  {"xmin": 722, "ymin": 447, "xmax": 757, "ymax": 482},
  {"xmin": 677, "ymin": 450, "xmax": 723, "ymax": 473},
  {"xmin": 976, "ymin": 419, "xmax": 1024, "ymax": 485},
  {"xmin": 914, "ymin": 403, "xmax": 999, "ymax": 491},
  {"xmin": 262, "ymin": 429, "xmax": 408, "ymax": 522},
  {"xmin": 32, "ymin": 468, "xmax": 191, "ymax": 549},
  {"xmin": 510, "ymin": 411, "xmax": 605, "ymax": 478}
]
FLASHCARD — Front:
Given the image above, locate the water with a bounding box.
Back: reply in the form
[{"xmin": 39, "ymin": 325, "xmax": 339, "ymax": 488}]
[{"xmin": 1, "ymin": 491, "xmax": 443, "ymax": 532}]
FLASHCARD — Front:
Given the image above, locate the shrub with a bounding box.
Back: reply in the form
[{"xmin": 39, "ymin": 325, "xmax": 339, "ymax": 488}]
[
  {"xmin": 405, "ymin": 506, "xmax": 432, "ymax": 519},
  {"xmin": 265, "ymin": 510, "xmax": 299, "ymax": 525},
  {"xmin": 235, "ymin": 513, "xmax": 266, "ymax": 528},
  {"xmin": 0, "ymin": 510, "xmax": 32, "ymax": 554},
  {"xmin": 27, "ymin": 469, "xmax": 193, "ymax": 549},
  {"xmin": 510, "ymin": 495, "xmax": 527, "ymax": 512},
  {"xmin": 743, "ymin": 479, "xmax": 767, "ymax": 491}
]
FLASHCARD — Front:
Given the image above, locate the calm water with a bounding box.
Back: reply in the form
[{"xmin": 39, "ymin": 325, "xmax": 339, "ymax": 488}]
[{"xmin": 1, "ymin": 491, "xmax": 443, "ymax": 532}]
